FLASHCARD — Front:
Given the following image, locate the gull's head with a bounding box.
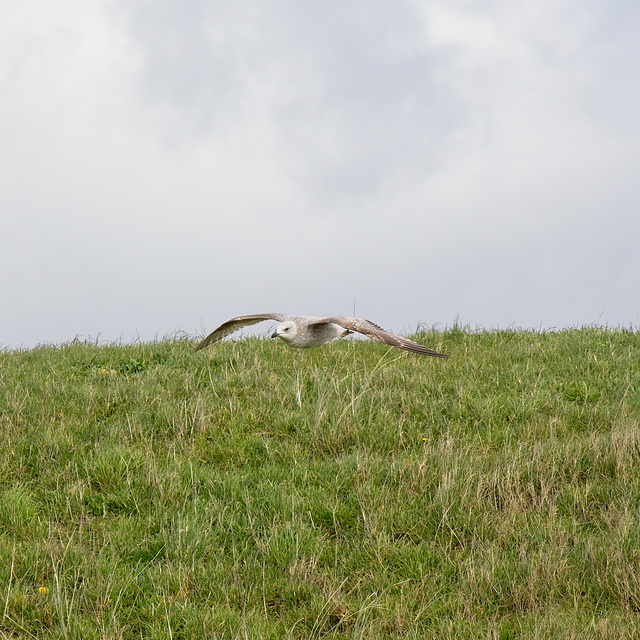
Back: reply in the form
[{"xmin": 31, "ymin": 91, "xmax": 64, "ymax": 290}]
[{"xmin": 271, "ymin": 320, "xmax": 297, "ymax": 344}]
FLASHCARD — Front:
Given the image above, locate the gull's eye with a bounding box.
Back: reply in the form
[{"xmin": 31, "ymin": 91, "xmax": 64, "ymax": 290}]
[{"xmin": 283, "ymin": 326, "xmax": 290, "ymax": 332}]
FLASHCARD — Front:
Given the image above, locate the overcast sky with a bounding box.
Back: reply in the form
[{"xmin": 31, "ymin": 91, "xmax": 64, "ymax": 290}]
[{"xmin": 2, "ymin": 1, "xmax": 639, "ymax": 349}]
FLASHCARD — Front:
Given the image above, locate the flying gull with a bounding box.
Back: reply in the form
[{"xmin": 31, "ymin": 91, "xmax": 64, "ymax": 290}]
[{"xmin": 195, "ymin": 314, "xmax": 449, "ymax": 357}]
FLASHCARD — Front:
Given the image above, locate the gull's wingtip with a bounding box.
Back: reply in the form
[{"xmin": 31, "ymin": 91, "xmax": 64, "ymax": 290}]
[{"xmin": 194, "ymin": 336, "xmax": 213, "ymax": 352}]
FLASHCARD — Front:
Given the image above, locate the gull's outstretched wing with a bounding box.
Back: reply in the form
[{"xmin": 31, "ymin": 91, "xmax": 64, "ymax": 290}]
[
  {"xmin": 195, "ymin": 313, "xmax": 290, "ymax": 351},
  {"xmin": 310, "ymin": 317, "xmax": 450, "ymax": 358}
]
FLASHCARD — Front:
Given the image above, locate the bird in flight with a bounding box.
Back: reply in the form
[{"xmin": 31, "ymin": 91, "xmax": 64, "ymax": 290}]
[{"xmin": 195, "ymin": 313, "xmax": 449, "ymax": 357}]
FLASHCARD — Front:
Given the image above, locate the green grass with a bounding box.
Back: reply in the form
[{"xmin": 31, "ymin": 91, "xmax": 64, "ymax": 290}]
[{"xmin": 1, "ymin": 326, "xmax": 639, "ymax": 639}]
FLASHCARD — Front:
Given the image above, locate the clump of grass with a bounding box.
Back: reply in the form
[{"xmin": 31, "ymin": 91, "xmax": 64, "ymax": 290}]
[{"xmin": 0, "ymin": 327, "xmax": 639, "ymax": 638}]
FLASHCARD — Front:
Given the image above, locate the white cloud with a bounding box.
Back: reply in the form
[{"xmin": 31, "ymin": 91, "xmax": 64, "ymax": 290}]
[{"xmin": 2, "ymin": 1, "xmax": 639, "ymax": 347}]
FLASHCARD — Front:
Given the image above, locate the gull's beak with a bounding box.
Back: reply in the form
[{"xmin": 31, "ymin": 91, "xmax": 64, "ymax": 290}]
[{"xmin": 271, "ymin": 329, "xmax": 279, "ymax": 339}]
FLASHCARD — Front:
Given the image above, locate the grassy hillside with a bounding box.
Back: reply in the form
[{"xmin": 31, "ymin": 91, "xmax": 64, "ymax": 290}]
[{"xmin": 1, "ymin": 327, "xmax": 639, "ymax": 639}]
